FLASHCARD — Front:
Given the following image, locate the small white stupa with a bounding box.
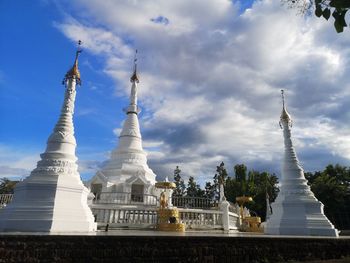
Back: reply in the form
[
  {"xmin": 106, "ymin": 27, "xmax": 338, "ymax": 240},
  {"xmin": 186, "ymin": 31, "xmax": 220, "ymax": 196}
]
[
  {"xmin": 0, "ymin": 42, "xmax": 96, "ymax": 232},
  {"xmin": 265, "ymin": 90, "xmax": 338, "ymax": 237},
  {"xmin": 88, "ymin": 51, "xmax": 157, "ymax": 198}
]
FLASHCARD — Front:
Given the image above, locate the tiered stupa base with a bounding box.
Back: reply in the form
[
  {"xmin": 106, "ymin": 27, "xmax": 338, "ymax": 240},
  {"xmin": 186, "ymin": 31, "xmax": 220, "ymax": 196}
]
[
  {"xmin": 265, "ymin": 198, "xmax": 338, "ymax": 236},
  {"xmin": 0, "ymin": 173, "xmax": 97, "ymax": 232}
]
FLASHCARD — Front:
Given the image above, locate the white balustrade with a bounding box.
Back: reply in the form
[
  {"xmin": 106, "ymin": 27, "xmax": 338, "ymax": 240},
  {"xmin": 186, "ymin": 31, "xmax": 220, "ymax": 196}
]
[
  {"xmin": 178, "ymin": 208, "xmax": 224, "ymax": 229},
  {"xmin": 92, "ymin": 207, "xmax": 158, "ymax": 228},
  {"xmin": 228, "ymin": 211, "xmax": 240, "ymax": 230},
  {"xmin": 91, "ymin": 205, "xmax": 239, "ymax": 231},
  {"xmin": 95, "ymin": 192, "xmax": 158, "ymax": 206},
  {"xmin": 0, "ymin": 194, "xmax": 13, "ymax": 208},
  {"xmin": 171, "ymin": 196, "xmax": 214, "ymax": 209}
]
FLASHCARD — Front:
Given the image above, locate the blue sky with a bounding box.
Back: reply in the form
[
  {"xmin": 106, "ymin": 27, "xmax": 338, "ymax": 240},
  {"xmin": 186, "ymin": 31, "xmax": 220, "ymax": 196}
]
[
  {"xmin": 0, "ymin": 0, "xmax": 122, "ymax": 145},
  {"xmin": 1, "ymin": 0, "xmax": 350, "ymax": 184},
  {"xmin": 0, "ymin": 1, "xmax": 125, "ymax": 180}
]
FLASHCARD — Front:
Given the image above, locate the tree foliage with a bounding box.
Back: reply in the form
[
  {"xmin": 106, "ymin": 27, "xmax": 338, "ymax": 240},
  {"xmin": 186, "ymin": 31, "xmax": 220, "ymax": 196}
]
[
  {"xmin": 305, "ymin": 164, "xmax": 350, "ymax": 229},
  {"xmin": 212, "ymin": 162, "xmax": 228, "ymax": 201},
  {"xmin": 186, "ymin": 176, "xmax": 204, "ymax": 197},
  {"xmin": 172, "ymin": 162, "xmax": 280, "ymax": 221},
  {"xmin": 0, "ymin": 178, "xmax": 17, "ymax": 194},
  {"xmin": 204, "ymin": 181, "xmax": 215, "ymax": 199},
  {"xmin": 170, "ymin": 162, "xmax": 349, "ymax": 228},
  {"xmin": 225, "ymin": 165, "xmax": 279, "ymax": 221},
  {"xmin": 172, "ymin": 166, "xmax": 186, "ymax": 196},
  {"xmin": 284, "ymin": 0, "xmax": 350, "ymax": 32},
  {"xmin": 314, "ymin": 0, "xmax": 350, "ymax": 32}
]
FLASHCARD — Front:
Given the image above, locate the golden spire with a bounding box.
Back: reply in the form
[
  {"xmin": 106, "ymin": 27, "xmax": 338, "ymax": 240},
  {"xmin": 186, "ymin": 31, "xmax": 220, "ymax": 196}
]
[
  {"xmin": 280, "ymin": 89, "xmax": 292, "ymax": 127},
  {"xmin": 63, "ymin": 40, "xmax": 82, "ymax": 85},
  {"xmin": 130, "ymin": 49, "xmax": 139, "ymax": 83}
]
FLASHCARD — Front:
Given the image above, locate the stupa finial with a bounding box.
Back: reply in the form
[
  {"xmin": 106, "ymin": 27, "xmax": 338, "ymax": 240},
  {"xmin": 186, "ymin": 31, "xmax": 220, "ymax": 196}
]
[
  {"xmin": 130, "ymin": 49, "xmax": 139, "ymax": 83},
  {"xmin": 63, "ymin": 40, "xmax": 82, "ymax": 85},
  {"xmin": 280, "ymin": 89, "xmax": 292, "ymax": 128}
]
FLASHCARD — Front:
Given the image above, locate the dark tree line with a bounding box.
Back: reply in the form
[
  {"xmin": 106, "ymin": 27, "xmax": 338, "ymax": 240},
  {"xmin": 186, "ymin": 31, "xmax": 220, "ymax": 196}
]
[
  {"xmin": 172, "ymin": 162, "xmax": 350, "ymax": 227},
  {"xmin": 305, "ymin": 164, "xmax": 350, "ymax": 229},
  {"xmin": 172, "ymin": 162, "xmax": 279, "ymax": 221}
]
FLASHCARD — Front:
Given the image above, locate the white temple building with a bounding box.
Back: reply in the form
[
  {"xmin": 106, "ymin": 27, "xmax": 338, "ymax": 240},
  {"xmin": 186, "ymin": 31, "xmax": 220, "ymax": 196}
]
[
  {"xmin": 264, "ymin": 90, "xmax": 338, "ymax": 237},
  {"xmin": 87, "ymin": 54, "xmax": 158, "ymax": 204},
  {"xmin": 0, "ymin": 48, "xmax": 239, "ymax": 233},
  {"xmin": 86, "ymin": 55, "xmax": 239, "ymax": 231},
  {"xmin": 0, "ymin": 44, "xmax": 96, "ymax": 232}
]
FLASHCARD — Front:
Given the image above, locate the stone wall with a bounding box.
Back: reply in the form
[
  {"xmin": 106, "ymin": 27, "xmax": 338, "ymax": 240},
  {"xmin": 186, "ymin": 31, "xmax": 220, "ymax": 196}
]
[{"xmin": 0, "ymin": 235, "xmax": 349, "ymax": 263}]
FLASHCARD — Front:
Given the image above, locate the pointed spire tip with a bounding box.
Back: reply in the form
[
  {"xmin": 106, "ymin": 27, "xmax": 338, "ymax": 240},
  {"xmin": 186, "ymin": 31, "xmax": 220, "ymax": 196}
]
[
  {"xmin": 63, "ymin": 40, "xmax": 82, "ymax": 85},
  {"xmin": 130, "ymin": 49, "xmax": 139, "ymax": 83},
  {"xmin": 280, "ymin": 89, "xmax": 292, "ymax": 127}
]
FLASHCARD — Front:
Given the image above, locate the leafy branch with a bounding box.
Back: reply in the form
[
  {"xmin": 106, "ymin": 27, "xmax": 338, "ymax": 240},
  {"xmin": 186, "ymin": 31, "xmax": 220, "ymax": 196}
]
[{"xmin": 283, "ymin": 0, "xmax": 350, "ymax": 33}]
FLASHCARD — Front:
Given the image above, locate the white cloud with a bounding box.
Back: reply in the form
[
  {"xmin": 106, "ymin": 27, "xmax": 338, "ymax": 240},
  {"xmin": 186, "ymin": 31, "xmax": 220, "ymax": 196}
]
[
  {"xmin": 0, "ymin": 145, "xmax": 39, "ymax": 179},
  {"xmin": 53, "ymin": 0, "xmax": 350, "ymax": 181}
]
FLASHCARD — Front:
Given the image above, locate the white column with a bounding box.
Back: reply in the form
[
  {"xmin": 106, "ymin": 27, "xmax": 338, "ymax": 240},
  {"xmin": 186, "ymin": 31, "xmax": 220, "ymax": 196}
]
[{"xmin": 220, "ymin": 198, "xmax": 230, "ymax": 232}]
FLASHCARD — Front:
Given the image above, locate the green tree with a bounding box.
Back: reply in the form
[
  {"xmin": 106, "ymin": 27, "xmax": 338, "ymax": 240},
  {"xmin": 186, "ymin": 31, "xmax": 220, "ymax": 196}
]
[
  {"xmin": 305, "ymin": 170, "xmax": 322, "ymax": 184},
  {"xmin": 323, "ymin": 164, "xmax": 350, "ymax": 186},
  {"xmin": 204, "ymin": 181, "xmax": 215, "ymax": 199},
  {"xmin": 311, "ymin": 173, "xmax": 347, "ymax": 210},
  {"xmin": 225, "ymin": 177, "xmax": 242, "ymax": 202},
  {"xmin": 172, "ymin": 166, "xmax": 186, "ymax": 197},
  {"xmin": 234, "ymin": 164, "xmax": 248, "ymax": 195},
  {"xmin": 225, "ymin": 165, "xmax": 279, "ymax": 221},
  {"xmin": 186, "ymin": 176, "xmax": 204, "ymax": 197},
  {"xmin": 213, "ymin": 162, "xmax": 228, "ymax": 201},
  {"xmin": 305, "ymin": 164, "xmax": 350, "ymax": 229},
  {"xmin": 0, "ymin": 178, "xmax": 17, "ymax": 194},
  {"xmin": 245, "ymin": 171, "xmax": 279, "ymax": 221}
]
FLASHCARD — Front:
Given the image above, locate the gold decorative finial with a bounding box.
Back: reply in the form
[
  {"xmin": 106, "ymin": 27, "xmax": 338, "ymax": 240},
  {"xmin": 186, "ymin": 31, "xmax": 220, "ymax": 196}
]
[
  {"xmin": 63, "ymin": 40, "xmax": 82, "ymax": 85},
  {"xmin": 280, "ymin": 89, "xmax": 292, "ymax": 128},
  {"xmin": 130, "ymin": 49, "xmax": 139, "ymax": 83}
]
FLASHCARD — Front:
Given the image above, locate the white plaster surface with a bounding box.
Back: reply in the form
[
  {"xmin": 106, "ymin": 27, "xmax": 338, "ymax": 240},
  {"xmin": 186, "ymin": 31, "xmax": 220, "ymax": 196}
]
[
  {"xmin": 0, "ymin": 77, "xmax": 96, "ymax": 232},
  {"xmin": 265, "ymin": 103, "xmax": 338, "ymax": 237},
  {"xmin": 89, "ymin": 77, "xmax": 156, "ymax": 194}
]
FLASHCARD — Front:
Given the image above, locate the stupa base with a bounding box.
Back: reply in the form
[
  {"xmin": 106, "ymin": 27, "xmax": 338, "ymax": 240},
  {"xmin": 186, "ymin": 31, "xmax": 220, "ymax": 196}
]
[
  {"xmin": 265, "ymin": 198, "xmax": 339, "ymax": 237},
  {"xmin": 265, "ymin": 225, "xmax": 339, "ymax": 237},
  {"xmin": 0, "ymin": 178, "xmax": 97, "ymax": 233}
]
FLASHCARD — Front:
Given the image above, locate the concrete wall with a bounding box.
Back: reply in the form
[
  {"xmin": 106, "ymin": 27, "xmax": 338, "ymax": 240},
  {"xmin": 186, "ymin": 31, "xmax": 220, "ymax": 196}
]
[{"xmin": 0, "ymin": 235, "xmax": 349, "ymax": 262}]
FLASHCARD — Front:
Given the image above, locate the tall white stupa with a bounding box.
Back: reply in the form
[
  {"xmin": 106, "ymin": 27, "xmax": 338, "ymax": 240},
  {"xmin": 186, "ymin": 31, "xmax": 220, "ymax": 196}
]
[
  {"xmin": 0, "ymin": 42, "xmax": 96, "ymax": 232},
  {"xmin": 88, "ymin": 51, "xmax": 157, "ymax": 198},
  {"xmin": 264, "ymin": 90, "xmax": 338, "ymax": 237}
]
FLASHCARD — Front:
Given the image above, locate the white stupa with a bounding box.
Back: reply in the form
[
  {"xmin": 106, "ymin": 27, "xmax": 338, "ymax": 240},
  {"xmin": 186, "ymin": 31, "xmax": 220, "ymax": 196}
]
[
  {"xmin": 264, "ymin": 90, "xmax": 338, "ymax": 237},
  {"xmin": 0, "ymin": 43, "xmax": 96, "ymax": 232},
  {"xmin": 88, "ymin": 52, "xmax": 157, "ymax": 198}
]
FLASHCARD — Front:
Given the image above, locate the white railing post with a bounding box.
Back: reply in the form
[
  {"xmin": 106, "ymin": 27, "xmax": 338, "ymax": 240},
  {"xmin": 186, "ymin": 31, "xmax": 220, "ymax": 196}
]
[{"xmin": 220, "ymin": 198, "xmax": 230, "ymax": 232}]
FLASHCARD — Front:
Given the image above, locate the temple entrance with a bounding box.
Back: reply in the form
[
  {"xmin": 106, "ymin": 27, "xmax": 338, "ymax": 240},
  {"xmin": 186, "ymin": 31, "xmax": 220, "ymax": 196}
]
[
  {"xmin": 91, "ymin": 183, "xmax": 102, "ymax": 201},
  {"xmin": 131, "ymin": 184, "xmax": 144, "ymax": 202}
]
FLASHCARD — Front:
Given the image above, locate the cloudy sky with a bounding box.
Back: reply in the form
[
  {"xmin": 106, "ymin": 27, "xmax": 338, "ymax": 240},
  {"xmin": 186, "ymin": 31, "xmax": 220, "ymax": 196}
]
[{"xmin": 1, "ymin": 0, "xmax": 350, "ymax": 184}]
